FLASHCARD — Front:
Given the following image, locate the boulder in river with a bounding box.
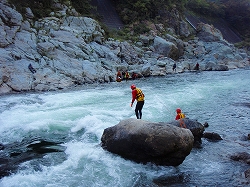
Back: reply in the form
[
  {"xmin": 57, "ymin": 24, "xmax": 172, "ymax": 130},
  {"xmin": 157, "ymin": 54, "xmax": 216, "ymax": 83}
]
[
  {"xmin": 203, "ymin": 132, "xmax": 223, "ymax": 141},
  {"xmin": 101, "ymin": 118, "xmax": 194, "ymax": 166},
  {"xmin": 230, "ymin": 152, "xmax": 250, "ymax": 165},
  {"xmin": 166, "ymin": 118, "xmax": 205, "ymax": 147}
]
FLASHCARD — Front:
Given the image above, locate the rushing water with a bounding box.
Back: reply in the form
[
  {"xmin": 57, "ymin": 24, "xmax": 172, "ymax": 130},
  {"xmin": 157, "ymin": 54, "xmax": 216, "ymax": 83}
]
[{"xmin": 0, "ymin": 68, "xmax": 249, "ymax": 187}]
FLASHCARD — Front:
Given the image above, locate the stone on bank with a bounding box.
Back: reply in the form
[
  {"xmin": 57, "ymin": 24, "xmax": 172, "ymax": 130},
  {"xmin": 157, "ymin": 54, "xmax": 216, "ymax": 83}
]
[{"xmin": 101, "ymin": 118, "xmax": 194, "ymax": 166}]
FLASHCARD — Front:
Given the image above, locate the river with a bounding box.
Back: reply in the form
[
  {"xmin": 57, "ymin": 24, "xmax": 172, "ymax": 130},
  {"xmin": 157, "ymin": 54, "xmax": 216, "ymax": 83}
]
[{"xmin": 0, "ymin": 67, "xmax": 249, "ymax": 187}]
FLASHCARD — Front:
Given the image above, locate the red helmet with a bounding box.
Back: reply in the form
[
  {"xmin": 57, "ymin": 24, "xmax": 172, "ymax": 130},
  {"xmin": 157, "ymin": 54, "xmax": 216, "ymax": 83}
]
[
  {"xmin": 176, "ymin": 108, "xmax": 181, "ymax": 113},
  {"xmin": 131, "ymin": 84, "xmax": 136, "ymax": 90}
]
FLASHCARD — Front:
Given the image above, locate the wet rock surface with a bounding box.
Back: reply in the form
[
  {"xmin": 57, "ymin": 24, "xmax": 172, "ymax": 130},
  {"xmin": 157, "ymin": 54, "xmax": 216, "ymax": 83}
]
[{"xmin": 101, "ymin": 118, "xmax": 194, "ymax": 166}]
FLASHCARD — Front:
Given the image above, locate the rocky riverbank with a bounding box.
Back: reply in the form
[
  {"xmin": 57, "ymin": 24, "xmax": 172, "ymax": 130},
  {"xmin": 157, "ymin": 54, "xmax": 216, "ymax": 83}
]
[{"xmin": 0, "ymin": 0, "xmax": 249, "ymax": 94}]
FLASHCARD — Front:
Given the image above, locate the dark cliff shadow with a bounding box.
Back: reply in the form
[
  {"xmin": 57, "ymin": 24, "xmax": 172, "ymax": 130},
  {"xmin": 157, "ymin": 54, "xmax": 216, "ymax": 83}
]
[
  {"xmin": 185, "ymin": 12, "xmax": 242, "ymax": 44},
  {"xmin": 91, "ymin": 0, "xmax": 124, "ymax": 30}
]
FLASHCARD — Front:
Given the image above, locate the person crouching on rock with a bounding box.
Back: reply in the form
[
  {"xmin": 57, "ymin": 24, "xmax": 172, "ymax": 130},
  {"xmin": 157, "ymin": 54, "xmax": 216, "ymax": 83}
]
[
  {"xmin": 130, "ymin": 84, "xmax": 145, "ymax": 119},
  {"xmin": 175, "ymin": 108, "xmax": 186, "ymax": 128}
]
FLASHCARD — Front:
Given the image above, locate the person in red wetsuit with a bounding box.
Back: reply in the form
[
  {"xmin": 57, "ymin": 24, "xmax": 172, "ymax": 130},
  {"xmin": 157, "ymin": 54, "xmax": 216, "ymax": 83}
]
[
  {"xmin": 130, "ymin": 84, "xmax": 145, "ymax": 119},
  {"xmin": 116, "ymin": 70, "xmax": 122, "ymax": 82},
  {"xmin": 194, "ymin": 62, "xmax": 199, "ymax": 70},
  {"xmin": 175, "ymin": 108, "xmax": 186, "ymax": 128},
  {"xmin": 175, "ymin": 108, "xmax": 185, "ymax": 120}
]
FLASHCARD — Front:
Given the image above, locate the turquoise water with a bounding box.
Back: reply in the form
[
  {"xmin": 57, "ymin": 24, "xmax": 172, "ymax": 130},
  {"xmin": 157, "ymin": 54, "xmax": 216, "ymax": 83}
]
[{"xmin": 0, "ymin": 68, "xmax": 249, "ymax": 186}]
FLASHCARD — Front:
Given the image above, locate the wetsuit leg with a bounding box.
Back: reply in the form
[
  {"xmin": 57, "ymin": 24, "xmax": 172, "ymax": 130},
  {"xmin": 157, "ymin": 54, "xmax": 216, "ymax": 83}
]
[
  {"xmin": 135, "ymin": 104, "xmax": 139, "ymax": 119},
  {"xmin": 135, "ymin": 101, "xmax": 144, "ymax": 119}
]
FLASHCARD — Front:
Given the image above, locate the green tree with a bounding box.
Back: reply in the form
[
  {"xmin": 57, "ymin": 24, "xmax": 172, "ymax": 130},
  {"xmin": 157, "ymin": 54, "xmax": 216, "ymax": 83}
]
[
  {"xmin": 71, "ymin": 0, "xmax": 94, "ymax": 16},
  {"xmin": 112, "ymin": 0, "xmax": 188, "ymax": 24}
]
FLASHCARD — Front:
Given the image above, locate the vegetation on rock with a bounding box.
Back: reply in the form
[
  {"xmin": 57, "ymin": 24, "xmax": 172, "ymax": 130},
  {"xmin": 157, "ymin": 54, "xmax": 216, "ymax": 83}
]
[
  {"xmin": 7, "ymin": 0, "xmax": 250, "ymax": 48},
  {"xmin": 111, "ymin": 0, "xmax": 250, "ymax": 47},
  {"xmin": 186, "ymin": 0, "xmax": 250, "ymax": 48}
]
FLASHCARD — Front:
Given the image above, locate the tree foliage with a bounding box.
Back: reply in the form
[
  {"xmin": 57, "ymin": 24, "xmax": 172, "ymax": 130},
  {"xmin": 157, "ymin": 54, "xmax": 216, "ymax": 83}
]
[
  {"xmin": 7, "ymin": 0, "xmax": 250, "ymax": 42},
  {"xmin": 111, "ymin": 0, "xmax": 187, "ymax": 24},
  {"xmin": 9, "ymin": 0, "xmax": 51, "ymax": 19},
  {"xmin": 186, "ymin": 0, "xmax": 225, "ymax": 17},
  {"xmin": 70, "ymin": 0, "xmax": 94, "ymax": 16},
  {"xmin": 8, "ymin": 0, "xmax": 93, "ymax": 19}
]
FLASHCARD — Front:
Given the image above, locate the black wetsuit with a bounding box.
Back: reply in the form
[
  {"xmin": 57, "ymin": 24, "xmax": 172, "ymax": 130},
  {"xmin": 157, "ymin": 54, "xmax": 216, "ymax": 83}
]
[{"xmin": 135, "ymin": 101, "xmax": 144, "ymax": 119}]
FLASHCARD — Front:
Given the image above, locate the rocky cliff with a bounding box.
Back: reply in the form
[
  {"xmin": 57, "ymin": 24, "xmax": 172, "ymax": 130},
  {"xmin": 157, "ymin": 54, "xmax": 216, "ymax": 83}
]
[{"xmin": 0, "ymin": 0, "xmax": 249, "ymax": 94}]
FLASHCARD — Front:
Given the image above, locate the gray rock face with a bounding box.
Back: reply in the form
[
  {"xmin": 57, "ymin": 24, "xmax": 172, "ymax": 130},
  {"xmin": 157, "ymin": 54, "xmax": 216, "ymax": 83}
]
[
  {"xmin": 101, "ymin": 118, "xmax": 194, "ymax": 166},
  {"xmin": 197, "ymin": 23, "xmax": 224, "ymax": 42},
  {"xmin": 0, "ymin": 1, "xmax": 249, "ymax": 94},
  {"xmin": 153, "ymin": 36, "xmax": 179, "ymax": 60}
]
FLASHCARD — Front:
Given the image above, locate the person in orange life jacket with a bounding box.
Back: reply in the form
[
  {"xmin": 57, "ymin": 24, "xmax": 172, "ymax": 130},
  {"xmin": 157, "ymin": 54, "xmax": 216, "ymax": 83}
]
[
  {"xmin": 175, "ymin": 108, "xmax": 186, "ymax": 128},
  {"xmin": 125, "ymin": 71, "xmax": 130, "ymax": 81},
  {"xmin": 117, "ymin": 70, "xmax": 121, "ymax": 78},
  {"xmin": 116, "ymin": 70, "xmax": 122, "ymax": 82},
  {"xmin": 130, "ymin": 84, "xmax": 145, "ymax": 119},
  {"xmin": 132, "ymin": 72, "xmax": 137, "ymax": 80}
]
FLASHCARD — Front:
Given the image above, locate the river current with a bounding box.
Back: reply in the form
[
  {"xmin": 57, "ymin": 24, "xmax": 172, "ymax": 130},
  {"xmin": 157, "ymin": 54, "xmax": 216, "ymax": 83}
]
[{"xmin": 0, "ymin": 68, "xmax": 249, "ymax": 187}]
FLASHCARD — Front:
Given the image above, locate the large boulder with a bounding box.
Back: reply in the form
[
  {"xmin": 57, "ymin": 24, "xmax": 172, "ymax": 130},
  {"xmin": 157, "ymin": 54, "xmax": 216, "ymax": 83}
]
[
  {"xmin": 205, "ymin": 62, "xmax": 229, "ymax": 71},
  {"xmin": 166, "ymin": 118, "xmax": 205, "ymax": 147},
  {"xmin": 196, "ymin": 23, "xmax": 224, "ymax": 42},
  {"xmin": 101, "ymin": 118, "xmax": 194, "ymax": 166},
  {"xmin": 153, "ymin": 36, "xmax": 179, "ymax": 60}
]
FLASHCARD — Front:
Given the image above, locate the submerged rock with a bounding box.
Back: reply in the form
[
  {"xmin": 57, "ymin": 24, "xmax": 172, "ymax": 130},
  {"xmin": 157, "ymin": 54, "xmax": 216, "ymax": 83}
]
[
  {"xmin": 153, "ymin": 173, "xmax": 189, "ymax": 186},
  {"xmin": 101, "ymin": 118, "xmax": 194, "ymax": 166},
  {"xmin": 203, "ymin": 132, "xmax": 223, "ymax": 141},
  {"xmin": 0, "ymin": 138, "xmax": 66, "ymax": 179},
  {"xmin": 230, "ymin": 152, "xmax": 250, "ymax": 165},
  {"xmin": 245, "ymin": 169, "xmax": 250, "ymax": 182}
]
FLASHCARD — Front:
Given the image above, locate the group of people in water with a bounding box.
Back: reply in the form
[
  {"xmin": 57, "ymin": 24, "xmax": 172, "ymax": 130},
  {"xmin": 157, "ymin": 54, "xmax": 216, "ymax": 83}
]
[
  {"xmin": 130, "ymin": 84, "xmax": 186, "ymax": 127},
  {"xmin": 116, "ymin": 70, "xmax": 138, "ymax": 82}
]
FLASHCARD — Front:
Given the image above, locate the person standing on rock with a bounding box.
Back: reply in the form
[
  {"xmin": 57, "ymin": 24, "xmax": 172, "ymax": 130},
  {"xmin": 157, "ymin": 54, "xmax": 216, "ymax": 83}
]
[
  {"xmin": 172, "ymin": 63, "xmax": 176, "ymax": 72},
  {"xmin": 130, "ymin": 84, "xmax": 145, "ymax": 119},
  {"xmin": 28, "ymin": 63, "xmax": 36, "ymax": 74},
  {"xmin": 175, "ymin": 108, "xmax": 186, "ymax": 128},
  {"xmin": 194, "ymin": 62, "xmax": 199, "ymax": 71}
]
